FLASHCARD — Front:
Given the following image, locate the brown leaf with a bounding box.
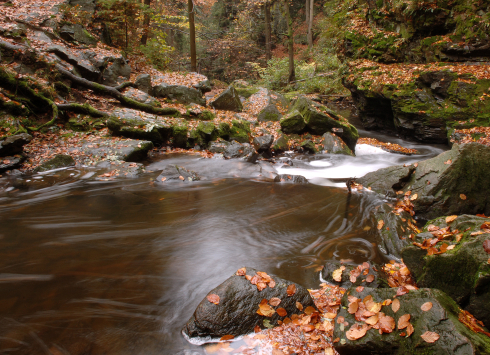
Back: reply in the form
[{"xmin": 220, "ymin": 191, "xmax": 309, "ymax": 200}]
[
  {"xmin": 269, "ymin": 297, "xmax": 281, "ymax": 307},
  {"xmin": 410, "ymin": 194, "xmax": 418, "ymax": 201},
  {"xmin": 460, "ymin": 194, "xmax": 467, "ymax": 200},
  {"xmin": 207, "ymin": 294, "xmax": 220, "ymax": 305},
  {"xmin": 366, "ymin": 274, "xmax": 375, "ymax": 283},
  {"xmin": 406, "ymin": 323, "xmax": 414, "ymax": 337},
  {"xmin": 257, "ymin": 303, "xmax": 275, "ymax": 317},
  {"xmin": 254, "ymin": 325, "xmax": 261, "ymax": 333},
  {"xmin": 421, "ymin": 302, "xmax": 433, "ymax": 312},
  {"xmin": 377, "ymin": 220, "xmax": 385, "ymax": 230},
  {"xmin": 302, "ymin": 324, "xmax": 316, "ymax": 332},
  {"xmin": 446, "ymin": 215, "xmax": 458, "ymax": 223},
  {"xmin": 256, "ymin": 282, "xmax": 267, "ymax": 291},
  {"xmin": 392, "ymin": 298, "xmax": 400, "ymax": 313},
  {"xmin": 348, "ymin": 300, "xmax": 359, "ymax": 314},
  {"xmin": 286, "ymin": 284, "xmax": 296, "ymax": 296},
  {"xmin": 365, "ymin": 313, "xmax": 379, "ymax": 325},
  {"xmin": 295, "ymin": 301, "xmax": 303, "ymax": 311},
  {"xmin": 305, "ymin": 306, "xmax": 316, "ymax": 315},
  {"xmin": 276, "ymin": 307, "xmax": 287, "ymax": 317},
  {"xmin": 421, "ymin": 331, "xmax": 440, "ymax": 343},
  {"xmin": 346, "ymin": 323, "xmax": 370, "ymax": 340},
  {"xmin": 398, "ymin": 314, "xmax": 411, "ymax": 330},
  {"xmin": 220, "ymin": 335, "xmax": 234, "ymax": 341},
  {"xmin": 356, "ymin": 286, "xmax": 365, "ymax": 292},
  {"xmin": 179, "ymin": 175, "xmax": 185, "ymax": 181},
  {"xmin": 396, "ymin": 286, "xmax": 409, "ymax": 296},
  {"xmin": 483, "ymin": 240, "xmax": 490, "ymax": 254},
  {"xmin": 236, "ymin": 267, "xmax": 246, "ymax": 276},
  {"xmin": 378, "ymin": 315, "xmax": 396, "ymax": 333},
  {"xmin": 269, "ymin": 279, "xmax": 276, "ymax": 288}
]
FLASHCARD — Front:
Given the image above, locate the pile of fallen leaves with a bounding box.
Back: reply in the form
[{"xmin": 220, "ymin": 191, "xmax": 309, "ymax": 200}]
[
  {"xmin": 358, "ymin": 138, "xmax": 418, "ymax": 155},
  {"xmin": 451, "ymin": 126, "xmax": 490, "ymax": 147}
]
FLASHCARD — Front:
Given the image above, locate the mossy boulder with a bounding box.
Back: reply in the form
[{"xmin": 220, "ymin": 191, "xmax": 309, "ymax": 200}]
[
  {"xmin": 323, "ymin": 133, "xmax": 354, "ymax": 156},
  {"xmin": 123, "ymin": 87, "xmax": 159, "ymax": 107},
  {"xmin": 172, "ymin": 124, "xmax": 188, "ymax": 148},
  {"xmin": 322, "ymin": 261, "xmax": 384, "ymax": 289},
  {"xmin": 258, "ymin": 104, "xmax": 282, "ymax": 122},
  {"xmin": 217, "ymin": 120, "xmax": 250, "ymax": 143},
  {"xmin": 280, "ymin": 110, "xmax": 306, "ymax": 134},
  {"xmin": 299, "ymin": 140, "xmax": 317, "ymax": 154},
  {"xmin": 153, "ymin": 83, "xmax": 206, "ymax": 106},
  {"xmin": 272, "ymin": 135, "xmax": 289, "ymax": 153},
  {"xmin": 333, "ymin": 287, "xmax": 490, "ymax": 355},
  {"xmin": 35, "ymin": 154, "xmax": 75, "ymax": 172},
  {"xmin": 79, "ymin": 138, "xmax": 153, "ymax": 163},
  {"xmin": 401, "ymin": 215, "xmax": 490, "ymax": 327},
  {"xmin": 209, "ymin": 86, "xmax": 243, "ymax": 112},
  {"xmin": 189, "ymin": 121, "xmax": 218, "ymax": 147}
]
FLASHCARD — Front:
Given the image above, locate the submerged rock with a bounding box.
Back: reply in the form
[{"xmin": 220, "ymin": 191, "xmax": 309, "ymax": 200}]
[
  {"xmin": 401, "ymin": 215, "xmax": 490, "ymax": 327},
  {"xmin": 95, "ymin": 161, "xmax": 146, "ymax": 179},
  {"xmin": 209, "ymin": 86, "xmax": 243, "ymax": 112},
  {"xmin": 156, "ymin": 165, "xmax": 200, "ymax": 183},
  {"xmin": 333, "ymin": 287, "xmax": 490, "ymax": 355},
  {"xmin": 79, "ymin": 138, "xmax": 153, "ymax": 162},
  {"xmin": 183, "ymin": 267, "xmax": 317, "ymax": 339},
  {"xmin": 274, "ymin": 174, "xmax": 308, "ymax": 184},
  {"xmin": 0, "ymin": 155, "xmax": 25, "ymax": 173}
]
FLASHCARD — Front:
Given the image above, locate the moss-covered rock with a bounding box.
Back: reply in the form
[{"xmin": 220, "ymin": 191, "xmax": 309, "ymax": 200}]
[
  {"xmin": 299, "ymin": 140, "xmax": 317, "ymax": 154},
  {"xmin": 322, "ymin": 261, "xmax": 385, "ymax": 289},
  {"xmin": 153, "ymin": 83, "xmax": 206, "ymax": 106},
  {"xmin": 323, "ymin": 132, "xmax": 354, "ymax": 156},
  {"xmin": 272, "ymin": 135, "xmax": 289, "ymax": 153},
  {"xmin": 35, "ymin": 154, "xmax": 75, "ymax": 172},
  {"xmin": 280, "ymin": 110, "xmax": 306, "ymax": 134},
  {"xmin": 257, "ymin": 104, "xmax": 282, "ymax": 122},
  {"xmin": 333, "ymin": 287, "xmax": 490, "ymax": 355},
  {"xmin": 401, "ymin": 215, "xmax": 490, "ymax": 327}
]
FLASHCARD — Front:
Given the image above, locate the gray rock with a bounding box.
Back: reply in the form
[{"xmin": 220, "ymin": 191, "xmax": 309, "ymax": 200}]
[
  {"xmin": 134, "ymin": 74, "xmax": 152, "ymax": 94},
  {"xmin": 357, "ymin": 165, "xmax": 415, "ymax": 198},
  {"xmin": 47, "ymin": 45, "xmax": 100, "ymax": 81},
  {"xmin": 123, "ymin": 87, "xmax": 159, "ymax": 106},
  {"xmin": 280, "ymin": 110, "xmax": 306, "ymax": 134},
  {"xmin": 253, "ymin": 135, "xmax": 274, "ymax": 153},
  {"xmin": 79, "ymin": 138, "xmax": 153, "ymax": 162},
  {"xmin": 209, "ymin": 86, "xmax": 243, "ymax": 112},
  {"xmin": 258, "ymin": 104, "xmax": 282, "ymax": 122},
  {"xmin": 183, "ymin": 267, "xmax": 317, "ymax": 339},
  {"xmin": 35, "ymin": 154, "xmax": 75, "ymax": 172},
  {"xmin": 95, "ymin": 161, "xmax": 146, "ymax": 179},
  {"xmin": 274, "ymin": 174, "xmax": 308, "ymax": 184},
  {"xmin": 272, "ymin": 135, "xmax": 289, "ymax": 153},
  {"xmin": 193, "ymin": 79, "xmax": 212, "ymax": 94},
  {"xmin": 59, "ymin": 24, "xmax": 97, "ymax": 45},
  {"xmin": 323, "ymin": 132, "xmax": 354, "ymax": 156},
  {"xmin": 68, "ymin": 0, "xmax": 96, "ymax": 13},
  {"xmin": 153, "ymin": 84, "xmax": 206, "ymax": 106},
  {"xmin": 333, "ymin": 287, "xmax": 490, "ymax": 355},
  {"xmin": 156, "ymin": 165, "xmax": 200, "ymax": 183},
  {"xmin": 0, "ymin": 133, "xmax": 32, "ymax": 157},
  {"xmin": 0, "ymin": 156, "xmax": 25, "ymax": 173},
  {"xmin": 102, "ymin": 57, "xmax": 131, "ymax": 86},
  {"xmin": 223, "ymin": 141, "xmax": 257, "ymax": 162},
  {"xmin": 401, "ymin": 215, "xmax": 490, "ymax": 327},
  {"xmin": 299, "ymin": 140, "xmax": 317, "ymax": 154}
]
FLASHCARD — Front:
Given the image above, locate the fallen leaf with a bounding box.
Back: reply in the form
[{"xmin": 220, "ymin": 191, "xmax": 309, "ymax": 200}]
[
  {"xmin": 378, "ymin": 315, "xmax": 396, "ymax": 333},
  {"xmin": 257, "ymin": 303, "xmax": 275, "ymax": 317},
  {"xmin": 269, "ymin": 297, "xmax": 281, "ymax": 307},
  {"xmin": 366, "ymin": 274, "xmax": 375, "ymax": 283},
  {"xmin": 286, "ymin": 284, "xmax": 296, "ymax": 296},
  {"xmin": 396, "ymin": 286, "xmax": 409, "ymax": 296},
  {"xmin": 220, "ymin": 335, "xmax": 234, "ymax": 341},
  {"xmin": 460, "ymin": 194, "xmax": 467, "ymax": 200},
  {"xmin": 207, "ymin": 294, "xmax": 220, "ymax": 305},
  {"xmin": 348, "ymin": 300, "xmax": 359, "ymax": 314},
  {"xmin": 179, "ymin": 175, "xmax": 185, "ymax": 181},
  {"xmin": 302, "ymin": 324, "xmax": 315, "ymax": 332},
  {"xmin": 406, "ymin": 323, "xmax": 414, "ymax": 336},
  {"xmin": 483, "ymin": 240, "xmax": 490, "ymax": 254},
  {"xmin": 377, "ymin": 220, "xmax": 385, "ymax": 230},
  {"xmin": 356, "ymin": 286, "xmax": 365, "ymax": 292},
  {"xmin": 410, "ymin": 194, "xmax": 418, "ymax": 201},
  {"xmin": 446, "ymin": 215, "xmax": 458, "ymax": 223},
  {"xmin": 254, "ymin": 325, "xmax": 261, "ymax": 333},
  {"xmin": 421, "ymin": 331, "xmax": 440, "ymax": 343},
  {"xmin": 304, "ymin": 306, "xmax": 316, "ymax": 315},
  {"xmin": 346, "ymin": 323, "xmax": 370, "ymax": 340},
  {"xmin": 365, "ymin": 314, "xmax": 379, "ymax": 325},
  {"xmin": 392, "ymin": 298, "xmax": 400, "ymax": 313},
  {"xmin": 398, "ymin": 314, "xmax": 411, "ymax": 330},
  {"xmin": 236, "ymin": 268, "xmax": 246, "ymax": 276},
  {"xmin": 276, "ymin": 308, "xmax": 287, "ymax": 317},
  {"xmin": 421, "ymin": 302, "xmax": 433, "ymax": 312},
  {"xmin": 296, "ymin": 301, "xmax": 303, "ymax": 311},
  {"xmin": 332, "ymin": 267, "xmax": 344, "ymax": 282}
]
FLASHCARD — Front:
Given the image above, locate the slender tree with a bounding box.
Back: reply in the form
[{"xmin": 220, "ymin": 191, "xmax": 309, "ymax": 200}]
[
  {"xmin": 264, "ymin": 0, "xmax": 272, "ymax": 61},
  {"xmin": 140, "ymin": 0, "xmax": 151, "ymax": 45},
  {"xmin": 307, "ymin": 0, "xmax": 314, "ymax": 48},
  {"xmin": 188, "ymin": 0, "xmax": 197, "ymax": 72},
  {"xmin": 283, "ymin": 0, "xmax": 295, "ymax": 82}
]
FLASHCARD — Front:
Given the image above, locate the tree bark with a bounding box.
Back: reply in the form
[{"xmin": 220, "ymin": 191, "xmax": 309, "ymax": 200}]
[
  {"xmin": 140, "ymin": 0, "xmax": 151, "ymax": 45},
  {"xmin": 265, "ymin": 1, "xmax": 272, "ymax": 61},
  {"xmin": 284, "ymin": 0, "xmax": 296, "ymax": 83},
  {"xmin": 188, "ymin": 0, "xmax": 197, "ymax": 72},
  {"xmin": 308, "ymin": 0, "xmax": 314, "ymax": 48}
]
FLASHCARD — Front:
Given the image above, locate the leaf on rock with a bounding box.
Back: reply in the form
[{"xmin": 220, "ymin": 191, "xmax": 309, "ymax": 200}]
[
  {"xmin": 286, "ymin": 284, "xmax": 296, "ymax": 296},
  {"xmin": 378, "ymin": 315, "xmax": 396, "ymax": 333},
  {"xmin": 254, "ymin": 325, "xmax": 261, "ymax": 333},
  {"xmin": 377, "ymin": 220, "xmax": 385, "ymax": 230},
  {"xmin": 366, "ymin": 274, "xmax": 375, "ymax": 283},
  {"xmin": 398, "ymin": 314, "xmax": 411, "ymax": 330},
  {"xmin": 392, "ymin": 298, "xmax": 400, "ymax": 313},
  {"xmin": 269, "ymin": 297, "xmax": 281, "ymax": 307},
  {"xmin": 406, "ymin": 323, "xmax": 414, "ymax": 337},
  {"xmin": 365, "ymin": 314, "xmax": 379, "ymax": 325},
  {"xmin": 421, "ymin": 331, "xmax": 440, "ymax": 343},
  {"xmin": 305, "ymin": 306, "xmax": 316, "ymax": 315},
  {"xmin": 396, "ymin": 286, "xmax": 409, "ymax": 296},
  {"xmin": 356, "ymin": 286, "xmax": 365, "ymax": 292},
  {"xmin": 179, "ymin": 175, "xmax": 185, "ymax": 180},
  {"xmin": 483, "ymin": 240, "xmax": 490, "ymax": 254},
  {"xmin": 421, "ymin": 302, "xmax": 433, "ymax": 312},
  {"xmin": 236, "ymin": 267, "xmax": 246, "ymax": 276},
  {"xmin": 346, "ymin": 323, "xmax": 370, "ymax": 341},
  {"xmin": 332, "ymin": 267, "xmax": 344, "ymax": 282},
  {"xmin": 276, "ymin": 308, "xmax": 287, "ymax": 317},
  {"xmin": 220, "ymin": 335, "xmax": 234, "ymax": 341},
  {"xmin": 348, "ymin": 300, "xmax": 359, "ymax": 314},
  {"xmin": 446, "ymin": 215, "xmax": 458, "ymax": 223},
  {"xmin": 207, "ymin": 294, "xmax": 220, "ymax": 305},
  {"xmin": 296, "ymin": 301, "xmax": 303, "ymax": 311},
  {"xmin": 410, "ymin": 194, "xmax": 418, "ymax": 201},
  {"xmin": 257, "ymin": 303, "xmax": 275, "ymax": 317}
]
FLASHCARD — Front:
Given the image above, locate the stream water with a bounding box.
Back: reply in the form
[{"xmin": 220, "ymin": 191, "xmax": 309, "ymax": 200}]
[{"xmin": 0, "ymin": 119, "xmax": 447, "ymax": 354}]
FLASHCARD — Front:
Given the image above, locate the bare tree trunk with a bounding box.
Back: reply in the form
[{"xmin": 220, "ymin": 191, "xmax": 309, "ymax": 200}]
[
  {"xmin": 284, "ymin": 0, "xmax": 295, "ymax": 83},
  {"xmin": 308, "ymin": 0, "xmax": 314, "ymax": 48},
  {"xmin": 305, "ymin": 0, "xmax": 310, "ymax": 29},
  {"xmin": 140, "ymin": 0, "xmax": 151, "ymax": 45},
  {"xmin": 265, "ymin": 1, "xmax": 272, "ymax": 61},
  {"xmin": 188, "ymin": 0, "xmax": 197, "ymax": 72}
]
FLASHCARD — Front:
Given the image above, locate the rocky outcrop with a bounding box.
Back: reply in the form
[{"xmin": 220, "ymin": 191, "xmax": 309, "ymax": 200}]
[
  {"xmin": 253, "ymin": 135, "xmax": 273, "ymax": 153},
  {"xmin": 401, "ymin": 215, "xmax": 490, "ymax": 328},
  {"xmin": 183, "ymin": 267, "xmax": 317, "ymax": 339},
  {"xmin": 59, "ymin": 24, "xmax": 97, "ymax": 45},
  {"xmin": 333, "ymin": 287, "xmax": 490, "ymax": 355},
  {"xmin": 153, "ymin": 83, "xmax": 206, "ymax": 106},
  {"xmin": 209, "ymin": 86, "xmax": 243, "ymax": 112},
  {"xmin": 134, "ymin": 74, "xmax": 152, "ymax": 94},
  {"xmin": 123, "ymin": 87, "xmax": 159, "ymax": 107},
  {"xmin": 79, "ymin": 138, "xmax": 153, "ymax": 162}
]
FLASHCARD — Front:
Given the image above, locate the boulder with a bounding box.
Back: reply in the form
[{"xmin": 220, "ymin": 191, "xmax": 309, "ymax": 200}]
[
  {"xmin": 272, "ymin": 135, "xmax": 289, "ymax": 153},
  {"xmin": 258, "ymin": 104, "xmax": 282, "ymax": 122},
  {"xmin": 183, "ymin": 267, "xmax": 317, "ymax": 339},
  {"xmin": 153, "ymin": 84, "xmax": 206, "ymax": 106},
  {"xmin": 401, "ymin": 215, "xmax": 490, "ymax": 327},
  {"xmin": 0, "ymin": 156, "xmax": 25, "ymax": 173},
  {"xmin": 357, "ymin": 143, "xmax": 490, "ymax": 219},
  {"xmin": 134, "ymin": 74, "xmax": 152, "ymax": 94},
  {"xmin": 46, "ymin": 45, "xmax": 100, "ymax": 81},
  {"xmin": 189, "ymin": 121, "xmax": 218, "ymax": 148},
  {"xmin": 321, "ymin": 261, "xmax": 384, "ymax": 289},
  {"xmin": 209, "ymin": 86, "xmax": 243, "ymax": 112},
  {"xmin": 193, "ymin": 79, "xmax": 212, "ymax": 94},
  {"xmin": 323, "ymin": 133, "xmax": 354, "ymax": 156},
  {"xmin": 156, "ymin": 165, "xmax": 200, "ymax": 183},
  {"xmin": 299, "ymin": 140, "xmax": 317, "ymax": 154},
  {"xmin": 223, "ymin": 141, "xmax": 257, "ymax": 162},
  {"xmin": 253, "ymin": 135, "xmax": 273, "ymax": 153},
  {"xmin": 123, "ymin": 87, "xmax": 159, "ymax": 107},
  {"xmin": 102, "ymin": 57, "xmax": 131, "ymax": 86},
  {"xmin": 59, "ymin": 24, "xmax": 97, "ymax": 45},
  {"xmin": 217, "ymin": 120, "xmax": 251, "ymax": 144},
  {"xmin": 280, "ymin": 110, "xmax": 306, "ymax": 134},
  {"xmin": 0, "ymin": 133, "xmax": 32, "ymax": 157},
  {"xmin": 34, "ymin": 154, "xmax": 75, "ymax": 172},
  {"xmin": 79, "ymin": 138, "xmax": 153, "ymax": 162},
  {"xmin": 333, "ymin": 287, "xmax": 490, "ymax": 355},
  {"xmin": 274, "ymin": 174, "xmax": 308, "ymax": 184}
]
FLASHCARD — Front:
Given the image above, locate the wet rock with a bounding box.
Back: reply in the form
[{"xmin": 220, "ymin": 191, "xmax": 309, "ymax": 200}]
[
  {"xmin": 321, "ymin": 261, "xmax": 384, "ymax": 289},
  {"xmin": 79, "ymin": 138, "xmax": 153, "ymax": 162},
  {"xmin": 333, "ymin": 287, "xmax": 490, "ymax": 355},
  {"xmin": 216, "ymin": 120, "xmax": 251, "ymax": 144},
  {"xmin": 0, "ymin": 156, "xmax": 25, "ymax": 173},
  {"xmin": 102, "ymin": 57, "xmax": 131, "ymax": 87},
  {"xmin": 59, "ymin": 24, "xmax": 97, "ymax": 45},
  {"xmin": 183, "ymin": 267, "xmax": 317, "ymax": 339},
  {"xmin": 258, "ymin": 104, "xmax": 282, "ymax": 122},
  {"xmin": 280, "ymin": 110, "xmax": 306, "ymax": 134},
  {"xmin": 253, "ymin": 135, "xmax": 273, "ymax": 153},
  {"xmin": 209, "ymin": 86, "xmax": 243, "ymax": 112},
  {"xmin": 134, "ymin": 74, "xmax": 152, "ymax": 94},
  {"xmin": 35, "ymin": 154, "xmax": 75, "ymax": 172},
  {"xmin": 0, "ymin": 133, "xmax": 32, "ymax": 157},
  {"xmin": 272, "ymin": 135, "xmax": 289, "ymax": 153},
  {"xmin": 95, "ymin": 161, "xmax": 146, "ymax": 179},
  {"xmin": 156, "ymin": 165, "xmax": 200, "ymax": 183},
  {"xmin": 189, "ymin": 121, "xmax": 218, "ymax": 148},
  {"xmin": 274, "ymin": 175, "xmax": 308, "ymax": 184},
  {"xmin": 153, "ymin": 83, "xmax": 206, "ymax": 106},
  {"xmin": 358, "ymin": 143, "xmax": 490, "ymax": 219},
  {"xmin": 401, "ymin": 215, "xmax": 490, "ymax": 327},
  {"xmin": 299, "ymin": 140, "xmax": 317, "ymax": 154},
  {"xmin": 223, "ymin": 141, "xmax": 257, "ymax": 162},
  {"xmin": 323, "ymin": 133, "xmax": 354, "ymax": 156},
  {"xmin": 123, "ymin": 87, "xmax": 159, "ymax": 106}
]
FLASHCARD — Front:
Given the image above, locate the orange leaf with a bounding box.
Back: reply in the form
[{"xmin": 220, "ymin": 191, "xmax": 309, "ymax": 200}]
[
  {"xmin": 207, "ymin": 294, "xmax": 220, "ymax": 305},
  {"xmin": 220, "ymin": 335, "xmax": 234, "ymax": 341},
  {"xmin": 377, "ymin": 220, "xmax": 385, "ymax": 230},
  {"xmin": 305, "ymin": 306, "xmax": 316, "ymax": 315},
  {"xmin": 257, "ymin": 303, "xmax": 275, "ymax": 317},
  {"xmin": 366, "ymin": 274, "xmax": 375, "ymax": 283},
  {"xmin": 421, "ymin": 331, "xmax": 440, "ymax": 343},
  {"xmin": 406, "ymin": 323, "xmax": 414, "ymax": 337},
  {"xmin": 398, "ymin": 314, "xmax": 411, "ymax": 330},
  {"xmin": 356, "ymin": 286, "xmax": 365, "ymax": 292},
  {"xmin": 460, "ymin": 194, "xmax": 467, "ymax": 200},
  {"xmin": 421, "ymin": 302, "xmax": 433, "ymax": 312},
  {"xmin": 254, "ymin": 325, "xmax": 261, "ymax": 333},
  {"xmin": 296, "ymin": 301, "xmax": 303, "ymax": 311},
  {"xmin": 276, "ymin": 307, "xmax": 287, "ymax": 317},
  {"xmin": 346, "ymin": 323, "xmax": 370, "ymax": 340},
  {"xmin": 446, "ymin": 215, "xmax": 457, "ymax": 223},
  {"xmin": 269, "ymin": 297, "xmax": 281, "ymax": 307},
  {"xmin": 236, "ymin": 267, "xmax": 246, "ymax": 276},
  {"xmin": 392, "ymin": 298, "xmax": 400, "ymax": 313},
  {"xmin": 483, "ymin": 240, "xmax": 490, "ymax": 254},
  {"xmin": 179, "ymin": 175, "xmax": 185, "ymax": 180},
  {"xmin": 410, "ymin": 194, "xmax": 418, "ymax": 201},
  {"xmin": 378, "ymin": 315, "xmax": 396, "ymax": 334},
  {"xmin": 286, "ymin": 284, "xmax": 296, "ymax": 296}
]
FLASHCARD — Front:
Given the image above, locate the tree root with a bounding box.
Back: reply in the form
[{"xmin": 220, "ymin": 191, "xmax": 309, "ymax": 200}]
[{"xmin": 57, "ymin": 103, "xmax": 108, "ymax": 118}]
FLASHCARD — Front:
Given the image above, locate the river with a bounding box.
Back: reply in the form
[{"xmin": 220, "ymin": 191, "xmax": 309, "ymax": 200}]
[{"xmin": 0, "ymin": 122, "xmax": 447, "ymax": 354}]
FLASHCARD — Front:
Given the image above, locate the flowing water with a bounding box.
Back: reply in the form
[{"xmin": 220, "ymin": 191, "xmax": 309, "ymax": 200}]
[{"xmin": 0, "ymin": 124, "xmax": 447, "ymax": 354}]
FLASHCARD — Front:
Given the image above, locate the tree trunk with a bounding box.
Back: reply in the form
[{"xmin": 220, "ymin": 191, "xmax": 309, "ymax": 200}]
[
  {"xmin": 188, "ymin": 0, "xmax": 197, "ymax": 72},
  {"xmin": 265, "ymin": 1, "xmax": 272, "ymax": 61},
  {"xmin": 140, "ymin": 0, "xmax": 151, "ymax": 45},
  {"xmin": 284, "ymin": 0, "xmax": 295, "ymax": 83},
  {"xmin": 307, "ymin": 0, "xmax": 314, "ymax": 48},
  {"xmin": 305, "ymin": 0, "xmax": 310, "ymax": 28}
]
